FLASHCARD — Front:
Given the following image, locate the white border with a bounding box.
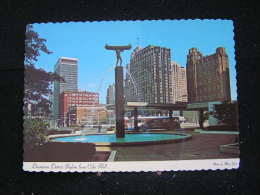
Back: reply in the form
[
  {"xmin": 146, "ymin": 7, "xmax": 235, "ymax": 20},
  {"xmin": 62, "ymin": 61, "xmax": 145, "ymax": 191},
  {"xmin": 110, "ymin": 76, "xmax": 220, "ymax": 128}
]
[{"xmin": 23, "ymin": 158, "xmax": 239, "ymax": 172}]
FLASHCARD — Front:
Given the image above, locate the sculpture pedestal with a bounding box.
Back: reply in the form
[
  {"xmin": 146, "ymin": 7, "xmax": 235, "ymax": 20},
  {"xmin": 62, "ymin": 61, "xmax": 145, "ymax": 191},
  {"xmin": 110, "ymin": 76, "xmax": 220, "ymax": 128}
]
[{"xmin": 115, "ymin": 66, "xmax": 125, "ymax": 138}]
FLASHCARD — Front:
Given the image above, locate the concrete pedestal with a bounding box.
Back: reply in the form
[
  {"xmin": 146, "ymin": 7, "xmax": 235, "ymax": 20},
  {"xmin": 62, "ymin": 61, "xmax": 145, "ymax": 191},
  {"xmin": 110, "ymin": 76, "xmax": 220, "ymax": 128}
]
[{"xmin": 115, "ymin": 66, "xmax": 125, "ymax": 138}]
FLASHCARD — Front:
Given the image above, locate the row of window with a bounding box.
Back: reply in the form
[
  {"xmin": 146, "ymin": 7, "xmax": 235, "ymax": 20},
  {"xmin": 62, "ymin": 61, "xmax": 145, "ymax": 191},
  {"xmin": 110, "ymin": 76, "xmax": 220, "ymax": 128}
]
[
  {"xmin": 65, "ymin": 93, "xmax": 98, "ymax": 97},
  {"xmin": 67, "ymin": 103, "xmax": 97, "ymax": 107},
  {"xmin": 68, "ymin": 100, "xmax": 97, "ymax": 104},
  {"xmin": 69, "ymin": 94, "xmax": 97, "ymax": 98},
  {"xmin": 68, "ymin": 97, "xmax": 98, "ymax": 102}
]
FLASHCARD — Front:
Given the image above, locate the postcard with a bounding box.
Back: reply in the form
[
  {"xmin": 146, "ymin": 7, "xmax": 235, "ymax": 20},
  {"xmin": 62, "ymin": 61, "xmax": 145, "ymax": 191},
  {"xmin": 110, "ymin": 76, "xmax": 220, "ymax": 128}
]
[{"xmin": 23, "ymin": 19, "xmax": 239, "ymax": 172}]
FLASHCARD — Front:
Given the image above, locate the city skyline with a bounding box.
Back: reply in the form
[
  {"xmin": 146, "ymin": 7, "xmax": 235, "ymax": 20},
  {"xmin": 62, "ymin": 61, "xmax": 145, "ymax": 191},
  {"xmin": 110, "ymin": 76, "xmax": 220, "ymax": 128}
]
[{"xmin": 32, "ymin": 20, "xmax": 236, "ymax": 103}]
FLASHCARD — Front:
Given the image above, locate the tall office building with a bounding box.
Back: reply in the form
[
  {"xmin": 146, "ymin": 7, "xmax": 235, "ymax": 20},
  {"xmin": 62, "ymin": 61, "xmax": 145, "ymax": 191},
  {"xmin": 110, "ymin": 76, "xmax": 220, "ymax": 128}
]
[
  {"xmin": 170, "ymin": 61, "xmax": 188, "ymax": 103},
  {"xmin": 106, "ymin": 84, "xmax": 115, "ymax": 104},
  {"xmin": 53, "ymin": 57, "xmax": 78, "ymax": 120},
  {"xmin": 186, "ymin": 47, "xmax": 231, "ymax": 103},
  {"xmin": 125, "ymin": 45, "xmax": 172, "ymax": 103}
]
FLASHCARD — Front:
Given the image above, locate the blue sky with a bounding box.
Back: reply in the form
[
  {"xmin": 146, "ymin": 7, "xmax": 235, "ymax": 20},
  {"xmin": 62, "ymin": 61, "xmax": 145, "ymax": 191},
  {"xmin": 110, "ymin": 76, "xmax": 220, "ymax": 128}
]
[{"xmin": 33, "ymin": 19, "xmax": 236, "ymax": 103}]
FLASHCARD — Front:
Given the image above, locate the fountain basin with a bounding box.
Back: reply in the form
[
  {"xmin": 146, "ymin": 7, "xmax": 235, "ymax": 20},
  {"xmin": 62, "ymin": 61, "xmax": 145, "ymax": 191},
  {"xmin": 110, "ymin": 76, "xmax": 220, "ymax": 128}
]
[{"xmin": 51, "ymin": 133, "xmax": 192, "ymax": 146}]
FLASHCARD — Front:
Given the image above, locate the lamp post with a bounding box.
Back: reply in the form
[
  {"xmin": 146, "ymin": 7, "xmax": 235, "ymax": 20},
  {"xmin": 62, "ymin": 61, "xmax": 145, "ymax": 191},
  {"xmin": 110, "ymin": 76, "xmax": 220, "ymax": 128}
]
[
  {"xmin": 98, "ymin": 110, "xmax": 106, "ymax": 133},
  {"xmin": 68, "ymin": 113, "xmax": 76, "ymax": 127},
  {"xmin": 68, "ymin": 114, "xmax": 70, "ymax": 127},
  {"xmin": 97, "ymin": 110, "xmax": 99, "ymax": 126}
]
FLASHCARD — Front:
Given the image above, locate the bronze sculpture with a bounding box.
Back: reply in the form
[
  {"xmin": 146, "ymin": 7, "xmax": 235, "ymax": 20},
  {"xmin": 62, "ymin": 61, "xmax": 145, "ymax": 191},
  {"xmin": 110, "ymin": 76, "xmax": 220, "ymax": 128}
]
[
  {"xmin": 104, "ymin": 44, "xmax": 131, "ymax": 138},
  {"xmin": 105, "ymin": 44, "xmax": 131, "ymax": 66}
]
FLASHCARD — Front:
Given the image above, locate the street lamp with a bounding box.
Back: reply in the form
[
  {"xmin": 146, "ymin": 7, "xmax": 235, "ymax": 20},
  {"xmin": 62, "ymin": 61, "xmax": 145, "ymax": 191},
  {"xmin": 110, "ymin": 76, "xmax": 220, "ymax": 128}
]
[
  {"xmin": 97, "ymin": 110, "xmax": 107, "ymax": 132},
  {"xmin": 97, "ymin": 110, "xmax": 101, "ymax": 132},
  {"xmin": 68, "ymin": 113, "xmax": 76, "ymax": 127}
]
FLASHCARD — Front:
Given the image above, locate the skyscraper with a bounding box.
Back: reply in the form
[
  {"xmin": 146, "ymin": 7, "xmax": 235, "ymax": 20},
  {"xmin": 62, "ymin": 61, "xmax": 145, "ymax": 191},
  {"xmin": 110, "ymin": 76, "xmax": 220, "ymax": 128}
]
[
  {"xmin": 125, "ymin": 45, "xmax": 172, "ymax": 103},
  {"xmin": 53, "ymin": 57, "xmax": 78, "ymax": 120},
  {"xmin": 170, "ymin": 61, "xmax": 188, "ymax": 103},
  {"xmin": 106, "ymin": 84, "xmax": 115, "ymax": 104},
  {"xmin": 186, "ymin": 47, "xmax": 231, "ymax": 103}
]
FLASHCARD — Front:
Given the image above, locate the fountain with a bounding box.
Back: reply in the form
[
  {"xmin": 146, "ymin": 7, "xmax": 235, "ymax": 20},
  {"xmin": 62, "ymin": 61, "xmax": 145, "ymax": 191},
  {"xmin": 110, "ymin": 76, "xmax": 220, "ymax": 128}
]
[
  {"xmin": 125, "ymin": 69, "xmax": 140, "ymax": 101},
  {"xmin": 50, "ymin": 44, "xmax": 192, "ymax": 146},
  {"xmin": 53, "ymin": 133, "xmax": 192, "ymax": 146}
]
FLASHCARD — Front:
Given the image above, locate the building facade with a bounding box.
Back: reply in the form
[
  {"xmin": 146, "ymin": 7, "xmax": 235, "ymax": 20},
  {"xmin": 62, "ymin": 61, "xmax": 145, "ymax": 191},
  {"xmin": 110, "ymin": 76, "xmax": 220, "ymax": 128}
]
[
  {"xmin": 53, "ymin": 57, "xmax": 78, "ymax": 120},
  {"xmin": 106, "ymin": 84, "xmax": 115, "ymax": 104},
  {"xmin": 68, "ymin": 105, "xmax": 109, "ymax": 126},
  {"xmin": 59, "ymin": 91, "xmax": 99, "ymax": 126},
  {"xmin": 125, "ymin": 45, "xmax": 172, "ymax": 103},
  {"xmin": 186, "ymin": 47, "xmax": 231, "ymax": 103},
  {"xmin": 170, "ymin": 61, "xmax": 188, "ymax": 103}
]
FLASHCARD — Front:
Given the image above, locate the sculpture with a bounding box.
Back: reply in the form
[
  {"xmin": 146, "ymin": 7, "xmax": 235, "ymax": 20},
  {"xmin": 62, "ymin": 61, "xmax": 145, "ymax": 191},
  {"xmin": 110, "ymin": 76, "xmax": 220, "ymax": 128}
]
[
  {"xmin": 104, "ymin": 44, "xmax": 131, "ymax": 138},
  {"xmin": 105, "ymin": 44, "xmax": 131, "ymax": 66}
]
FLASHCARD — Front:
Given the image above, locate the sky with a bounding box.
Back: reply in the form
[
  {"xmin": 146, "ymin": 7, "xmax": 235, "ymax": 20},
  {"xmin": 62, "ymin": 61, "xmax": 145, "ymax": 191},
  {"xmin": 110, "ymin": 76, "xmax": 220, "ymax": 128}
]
[{"xmin": 32, "ymin": 19, "xmax": 236, "ymax": 104}]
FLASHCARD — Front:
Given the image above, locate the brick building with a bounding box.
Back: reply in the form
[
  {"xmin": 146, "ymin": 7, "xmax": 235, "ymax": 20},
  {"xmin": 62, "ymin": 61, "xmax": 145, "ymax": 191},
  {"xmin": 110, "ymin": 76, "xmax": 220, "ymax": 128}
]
[
  {"xmin": 59, "ymin": 91, "xmax": 99, "ymax": 126},
  {"xmin": 67, "ymin": 105, "xmax": 109, "ymax": 126},
  {"xmin": 186, "ymin": 47, "xmax": 231, "ymax": 103}
]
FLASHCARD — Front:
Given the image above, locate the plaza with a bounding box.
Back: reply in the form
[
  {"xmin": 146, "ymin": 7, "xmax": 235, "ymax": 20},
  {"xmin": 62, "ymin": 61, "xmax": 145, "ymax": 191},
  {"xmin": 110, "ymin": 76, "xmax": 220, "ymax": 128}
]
[
  {"xmin": 42, "ymin": 125, "xmax": 238, "ymax": 162},
  {"xmin": 110, "ymin": 129, "xmax": 238, "ymax": 161}
]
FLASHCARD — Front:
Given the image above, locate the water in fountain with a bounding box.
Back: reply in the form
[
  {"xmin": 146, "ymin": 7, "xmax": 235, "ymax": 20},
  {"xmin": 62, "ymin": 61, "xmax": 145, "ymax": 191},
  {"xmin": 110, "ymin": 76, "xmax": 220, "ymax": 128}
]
[
  {"xmin": 85, "ymin": 64, "xmax": 117, "ymax": 133},
  {"xmin": 97, "ymin": 63, "xmax": 141, "ymax": 103},
  {"xmin": 97, "ymin": 64, "xmax": 115, "ymax": 94},
  {"xmin": 124, "ymin": 67, "xmax": 141, "ymax": 102}
]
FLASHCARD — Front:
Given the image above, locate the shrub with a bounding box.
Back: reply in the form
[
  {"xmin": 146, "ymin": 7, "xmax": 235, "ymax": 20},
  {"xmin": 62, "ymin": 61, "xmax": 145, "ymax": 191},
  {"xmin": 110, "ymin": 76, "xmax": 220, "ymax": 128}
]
[
  {"xmin": 23, "ymin": 118, "xmax": 48, "ymax": 152},
  {"xmin": 213, "ymin": 101, "xmax": 238, "ymax": 126}
]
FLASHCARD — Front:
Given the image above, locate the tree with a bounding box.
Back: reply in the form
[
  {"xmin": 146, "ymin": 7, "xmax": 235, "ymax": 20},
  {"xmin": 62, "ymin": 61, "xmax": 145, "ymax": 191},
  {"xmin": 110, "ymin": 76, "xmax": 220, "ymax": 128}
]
[
  {"xmin": 199, "ymin": 110, "xmax": 209, "ymax": 129},
  {"xmin": 24, "ymin": 24, "xmax": 63, "ymax": 115},
  {"xmin": 213, "ymin": 101, "xmax": 238, "ymax": 127},
  {"xmin": 24, "ymin": 24, "xmax": 52, "ymax": 67},
  {"xmin": 23, "ymin": 118, "xmax": 48, "ymax": 152}
]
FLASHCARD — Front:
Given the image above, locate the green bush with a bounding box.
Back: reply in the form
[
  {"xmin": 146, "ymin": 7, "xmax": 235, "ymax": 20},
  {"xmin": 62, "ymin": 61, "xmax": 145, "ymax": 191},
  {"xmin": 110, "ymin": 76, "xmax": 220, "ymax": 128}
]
[
  {"xmin": 213, "ymin": 101, "xmax": 238, "ymax": 126},
  {"xmin": 23, "ymin": 118, "xmax": 48, "ymax": 152}
]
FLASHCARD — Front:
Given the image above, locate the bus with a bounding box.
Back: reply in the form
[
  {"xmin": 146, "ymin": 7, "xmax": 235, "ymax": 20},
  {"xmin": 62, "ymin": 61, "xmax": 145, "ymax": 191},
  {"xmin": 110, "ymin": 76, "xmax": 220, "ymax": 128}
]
[{"xmin": 124, "ymin": 116, "xmax": 181, "ymax": 130}]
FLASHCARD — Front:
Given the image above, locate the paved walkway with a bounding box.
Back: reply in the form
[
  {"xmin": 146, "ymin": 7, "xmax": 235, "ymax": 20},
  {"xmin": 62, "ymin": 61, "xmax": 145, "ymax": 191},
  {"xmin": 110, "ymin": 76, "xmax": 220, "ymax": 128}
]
[{"xmin": 109, "ymin": 130, "xmax": 239, "ymax": 161}]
